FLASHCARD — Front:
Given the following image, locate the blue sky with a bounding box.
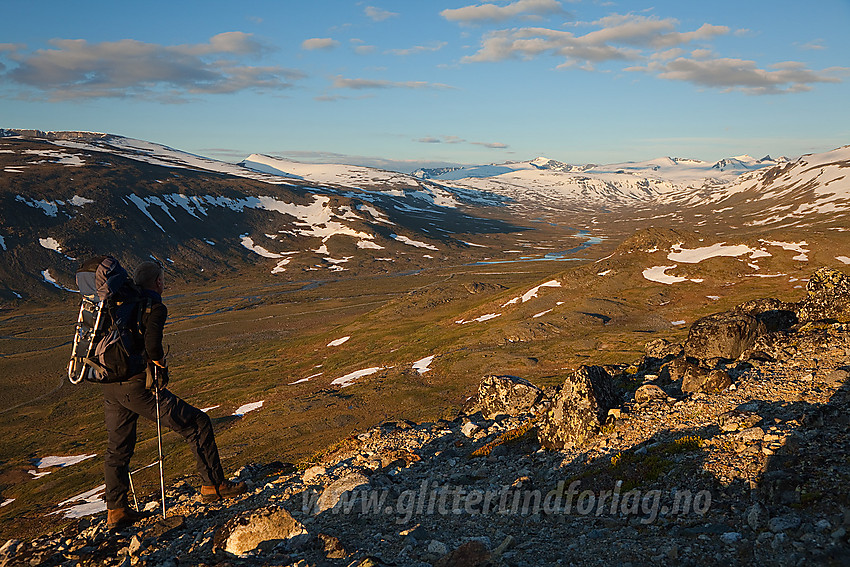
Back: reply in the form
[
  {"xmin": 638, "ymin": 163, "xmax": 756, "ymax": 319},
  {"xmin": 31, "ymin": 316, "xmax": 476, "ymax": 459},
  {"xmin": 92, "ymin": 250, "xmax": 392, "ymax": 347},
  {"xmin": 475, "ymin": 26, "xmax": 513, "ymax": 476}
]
[{"xmin": 2, "ymin": 0, "xmax": 848, "ymax": 171}]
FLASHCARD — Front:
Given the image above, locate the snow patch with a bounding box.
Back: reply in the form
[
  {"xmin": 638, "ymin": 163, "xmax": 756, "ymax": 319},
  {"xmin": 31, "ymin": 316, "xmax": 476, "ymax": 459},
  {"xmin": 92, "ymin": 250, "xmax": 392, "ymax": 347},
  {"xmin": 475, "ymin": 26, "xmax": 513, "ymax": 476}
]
[
  {"xmin": 51, "ymin": 485, "xmax": 107, "ymax": 519},
  {"xmin": 643, "ymin": 266, "xmax": 702, "ymax": 285},
  {"xmin": 271, "ymin": 258, "xmax": 291, "ymax": 274},
  {"xmin": 762, "ymin": 240, "xmax": 809, "ymax": 261},
  {"xmin": 233, "ymin": 401, "xmax": 264, "ymax": 417},
  {"xmin": 328, "ymin": 336, "xmax": 351, "ymax": 347},
  {"xmin": 331, "ymin": 367, "xmax": 384, "ymax": 388},
  {"xmin": 290, "ymin": 372, "xmax": 323, "ymax": 385},
  {"xmin": 390, "ymin": 234, "xmax": 439, "ymax": 251},
  {"xmin": 70, "ymin": 195, "xmax": 94, "ymax": 206},
  {"xmin": 16, "ymin": 196, "xmax": 59, "ymax": 217},
  {"xmin": 240, "ymin": 235, "xmax": 284, "ymax": 258},
  {"xmin": 34, "ymin": 454, "xmax": 97, "ymax": 469},
  {"xmin": 41, "ymin": 269, "xmax": 75, "ymax": 291},
  {"xmin": 413, "ymin": 355, "xmax": 435, "ymax": 374},
  {"xmin": 503, "ymin": 280, "xmax": 561, "ymax": 306},
  {"xmin": 667, "ymin": 243, "xmax": 755, "ymax": 263}
]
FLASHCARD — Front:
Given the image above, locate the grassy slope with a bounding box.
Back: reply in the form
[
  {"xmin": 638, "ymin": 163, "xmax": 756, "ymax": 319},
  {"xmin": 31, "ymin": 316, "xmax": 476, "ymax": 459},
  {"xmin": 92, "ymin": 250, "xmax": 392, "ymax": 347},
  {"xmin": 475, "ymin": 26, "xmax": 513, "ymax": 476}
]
[{"xmin": 1, "ymin": 219, "xmax": 847, "ymax": 540}]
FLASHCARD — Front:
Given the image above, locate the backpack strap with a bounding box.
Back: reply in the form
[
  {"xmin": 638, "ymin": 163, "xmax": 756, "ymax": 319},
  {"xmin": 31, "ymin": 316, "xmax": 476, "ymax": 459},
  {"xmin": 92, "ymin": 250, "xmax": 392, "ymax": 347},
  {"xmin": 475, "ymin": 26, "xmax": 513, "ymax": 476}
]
[{"xmin": 136, "ymin": 297, "xmax": 152, "ymax": 332}]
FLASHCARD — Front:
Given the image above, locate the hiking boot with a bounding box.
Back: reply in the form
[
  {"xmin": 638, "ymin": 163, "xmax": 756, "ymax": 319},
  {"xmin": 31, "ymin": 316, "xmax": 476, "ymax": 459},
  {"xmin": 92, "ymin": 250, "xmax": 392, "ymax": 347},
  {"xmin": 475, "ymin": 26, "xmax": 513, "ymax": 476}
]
[
  {"xmin": 106, "ymin": 507, "xmax": 149, "ymax": 531},
  {"xmin": 200, "ymin": 480, "xmax": 247, "ymax": 502}
]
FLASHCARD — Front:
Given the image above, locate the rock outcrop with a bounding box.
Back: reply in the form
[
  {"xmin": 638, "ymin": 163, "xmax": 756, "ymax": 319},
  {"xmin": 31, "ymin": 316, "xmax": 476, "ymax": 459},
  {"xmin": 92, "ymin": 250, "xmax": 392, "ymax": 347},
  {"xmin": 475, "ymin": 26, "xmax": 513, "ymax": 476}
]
[
  {"xmin": 212, "ymin": 506, "xmax": 307, "ymax": 556},
  {"xmin": 466, "ymin": 375, "xmax": 544, "ymax": 419},
  {"xmin": 797, "ymin": 267, "xmax": 850, "ymax": 323},
  {"xmin": 537, "ymin": 365, "xmax": 619, "ymax": 450},
  {"xmin": 684, "ymin": 311, "xmax": 765, "ymax": 361}
]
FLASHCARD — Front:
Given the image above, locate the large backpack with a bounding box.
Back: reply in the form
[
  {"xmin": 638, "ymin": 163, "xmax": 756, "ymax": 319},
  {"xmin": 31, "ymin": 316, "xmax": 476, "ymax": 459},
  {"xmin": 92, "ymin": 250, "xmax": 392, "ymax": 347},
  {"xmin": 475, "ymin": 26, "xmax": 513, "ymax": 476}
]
[{"xmin": 68, "ymin": 256, "xmax": 152, "ymax": 384}]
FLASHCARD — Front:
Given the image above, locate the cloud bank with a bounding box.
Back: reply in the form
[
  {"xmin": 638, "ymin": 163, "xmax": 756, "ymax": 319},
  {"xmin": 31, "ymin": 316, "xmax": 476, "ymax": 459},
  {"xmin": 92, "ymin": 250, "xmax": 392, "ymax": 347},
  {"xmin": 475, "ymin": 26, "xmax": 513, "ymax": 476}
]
[
  {"xmin": 2, "ymin": 32, "xmax": 304, "ymax": 101},
  {"xmin": 441, "ymin": 0, "xmax": 566, "ymax": 23},
  {"xmin": 458, "ymin": 13, "xmax": 841, "ymax": 94}
]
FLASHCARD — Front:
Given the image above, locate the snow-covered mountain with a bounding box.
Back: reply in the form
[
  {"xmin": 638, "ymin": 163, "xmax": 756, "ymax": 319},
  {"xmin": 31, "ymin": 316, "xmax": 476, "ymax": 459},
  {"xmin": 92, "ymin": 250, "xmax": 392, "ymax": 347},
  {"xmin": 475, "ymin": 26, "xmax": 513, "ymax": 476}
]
[
  {"xmin": 409, "ymin": 154, "xmax": 794, "ymax": 212},
  {"xmin": 1, "ymin": 129, "xmax": 848, "ymax": 300},
  {"xmin": 0, "ymin": 131, "xmax": 517, "ymax": 300}
]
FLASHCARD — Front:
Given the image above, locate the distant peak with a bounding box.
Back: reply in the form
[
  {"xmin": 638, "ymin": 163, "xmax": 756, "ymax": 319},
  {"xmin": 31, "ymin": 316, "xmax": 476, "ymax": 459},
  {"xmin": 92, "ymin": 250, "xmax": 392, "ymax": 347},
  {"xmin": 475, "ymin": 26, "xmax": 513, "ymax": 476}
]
[{"xmin": 530, "ymin": 156, "xmax": 553, "ymax": 165}]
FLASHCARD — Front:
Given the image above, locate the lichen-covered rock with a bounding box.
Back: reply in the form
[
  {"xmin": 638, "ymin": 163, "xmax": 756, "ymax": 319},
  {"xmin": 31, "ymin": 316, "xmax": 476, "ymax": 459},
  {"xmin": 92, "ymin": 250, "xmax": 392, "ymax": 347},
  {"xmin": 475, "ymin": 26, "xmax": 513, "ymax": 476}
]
[
  {"xmin": 683, "ymin": 369, "xmax": 731, "ymax": 394},
  {"xmin": 684, "ymin": 311, "xmax": 765, "ymax": 360},
  {"xmin": 735, "ymin": 297, "xmax": 798, "ymax": 332},
  {"xmin": 468, "ymin": 375, "xmax": 544, "ymax": 419},
  {"xmin": 213, "ymin": 506, "xmax": 307, "ymax": 556},
  {"xmin": 316, "ymin": 473, "xmax": 370, "ymax": 513},
  {"xmin": 797, "ymin": 267, "xmax": 850, "ymax": 323},
  {"xmin": 663, "ymin": 356, "xmax": 697, "ymax": 383},
  {"xmin": 537, "ymin": 366, "xmax": 619, "ymax": 450},
  {"xmin": 634, "ymin": 384, "xmax": 668, "ymax": 403},
  {"xmin": 645, "ymin": 338, "xmax": 684, "ymax": 360}
]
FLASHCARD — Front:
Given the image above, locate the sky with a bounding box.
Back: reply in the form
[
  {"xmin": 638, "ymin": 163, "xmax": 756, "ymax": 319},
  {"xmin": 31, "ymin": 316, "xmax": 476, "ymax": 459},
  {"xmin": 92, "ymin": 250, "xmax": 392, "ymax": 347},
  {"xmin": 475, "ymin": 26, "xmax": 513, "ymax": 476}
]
[{"xmin": 1, "ymin": 0, "xmax": 849, "ymax": 172}]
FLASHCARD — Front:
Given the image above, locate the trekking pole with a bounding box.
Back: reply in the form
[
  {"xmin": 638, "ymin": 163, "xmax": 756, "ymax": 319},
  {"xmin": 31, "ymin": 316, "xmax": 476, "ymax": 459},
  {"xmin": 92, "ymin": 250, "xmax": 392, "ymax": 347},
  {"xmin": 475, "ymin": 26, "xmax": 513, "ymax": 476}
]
[{"xmin": 154, "ymin": 366, "xmax": 167, "ymax": 520}]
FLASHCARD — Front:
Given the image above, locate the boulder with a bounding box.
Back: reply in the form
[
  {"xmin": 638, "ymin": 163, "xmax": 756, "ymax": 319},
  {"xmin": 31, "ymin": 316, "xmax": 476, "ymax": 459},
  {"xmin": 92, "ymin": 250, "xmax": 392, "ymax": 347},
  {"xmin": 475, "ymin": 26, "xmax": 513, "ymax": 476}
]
[
  {"xmin": 316, "ymin": 473, "xmax": 370, "ymax": 513},
  {"xmin": 735, "ymin": 298, "xmax": 798, "ymax": 332},
  {"xmin": 537, "ymin": 366, "xmax": 619, "ymax": 450},
  {"xmin": 663, "ymin": 356, "xmax": 696, "ymax": 383},
  {"xmin": 434, "ymin": 540, "xmax": 492, "ymax": 567},
  {"xmin": 318, "ymin": 533, "xmax": 348, "ymax": 559},
  {"xmin": 469, "ymin": 375, "xmax": 544, "ymax": 419},
  {"xmin": 684, "ymin": 311, "xmax": 765, "ymax": 361},
  {"xmin": 213, "ymin": 506, "xmax": 307, "ymax": 556},
  {"xmin": 797, "ymin": 267, "xmax": 850, "ymax": 323},
  {"xmin": 644, "ymin": 338, "xmax": 684, "ymax": 360},
  {"xmin": 682, "ymin": 369, "xmax": 731, "ymax": 394},
  {"xmin": 634, "ymin": 384, "xmax": 668, "ymax": 403}
]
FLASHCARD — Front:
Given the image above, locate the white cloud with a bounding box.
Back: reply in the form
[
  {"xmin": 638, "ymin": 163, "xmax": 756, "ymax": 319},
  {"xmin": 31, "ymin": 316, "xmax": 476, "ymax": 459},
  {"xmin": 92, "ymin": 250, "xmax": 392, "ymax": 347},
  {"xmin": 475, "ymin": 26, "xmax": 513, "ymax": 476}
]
[
  {"xmin": 415, "ymin": 135, "xmax": 504, "ymax": 148},
  {"xmin": 3, "ymin": 33, "xmax": 304, "ymax": 100},
  {"xmin": 459, "ymin": 12, "xmax": 844, "ymax": 95},
  {"xmin": 442, "ymin": 0, "xmax": 566, "ymax": 23},
  {"xmin": 472, "ymin": 141, "xmax": 509, "ymax": 148},
  {"xmin": 387, "ymin": 42, "xmax": 448, "ymax": 56},
  {"xmin": 463, "ymin": 26, "xmax": 639, "ymax": 64},
  {"xmin": 365, "ymin": 6, "xmax": 399, "ymax": 21},
  {"xmin": 630, "ymin": 56, "xmax": 843, "ymax": 95},
  {"xmin": 332, "ymin": 75, "xmax": 455, "ymax": 90},
  {"xmin": 799, "ymin": 40, "xmax": 826, "ymax": 51},
  {"xmin": 463, "ymin": 15, "xmax": 729, "ymax": 65},
  {"xmin": 301, "ymin": 38, "xmax": 340, "ymax": 50}
]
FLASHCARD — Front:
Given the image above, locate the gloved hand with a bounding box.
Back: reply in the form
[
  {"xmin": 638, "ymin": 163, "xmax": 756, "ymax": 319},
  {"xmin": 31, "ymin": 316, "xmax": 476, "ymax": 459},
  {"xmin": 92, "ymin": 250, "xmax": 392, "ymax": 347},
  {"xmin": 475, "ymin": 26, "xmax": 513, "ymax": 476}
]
[{"xmin": 152, "ymin": 360, "xmax": 169, "ymax": 390}]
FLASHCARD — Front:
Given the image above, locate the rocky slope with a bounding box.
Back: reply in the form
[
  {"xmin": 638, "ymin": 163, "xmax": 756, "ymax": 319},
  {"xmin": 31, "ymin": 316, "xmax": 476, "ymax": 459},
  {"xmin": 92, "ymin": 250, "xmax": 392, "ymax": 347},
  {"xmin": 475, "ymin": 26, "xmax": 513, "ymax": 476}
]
[{"xmin": 3, "ymin": 269, "xmax": 849, "ymax": 567}]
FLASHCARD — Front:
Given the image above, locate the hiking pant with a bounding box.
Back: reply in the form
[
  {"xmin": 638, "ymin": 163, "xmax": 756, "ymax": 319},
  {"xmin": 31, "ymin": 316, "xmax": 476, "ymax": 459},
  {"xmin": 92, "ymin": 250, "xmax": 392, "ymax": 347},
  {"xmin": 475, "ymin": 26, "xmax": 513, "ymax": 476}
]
[{"xmin": 102, "ymin": 378, "xmax": 225, "ymax": 509}]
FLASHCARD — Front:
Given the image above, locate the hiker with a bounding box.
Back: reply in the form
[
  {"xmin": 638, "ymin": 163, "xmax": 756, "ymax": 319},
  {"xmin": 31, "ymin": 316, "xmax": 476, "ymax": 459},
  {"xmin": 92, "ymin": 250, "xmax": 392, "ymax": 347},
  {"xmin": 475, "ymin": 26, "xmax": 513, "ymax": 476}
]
[{"xmin": 103, "ymin": 260, "xmax": 245, "ymax": 530}]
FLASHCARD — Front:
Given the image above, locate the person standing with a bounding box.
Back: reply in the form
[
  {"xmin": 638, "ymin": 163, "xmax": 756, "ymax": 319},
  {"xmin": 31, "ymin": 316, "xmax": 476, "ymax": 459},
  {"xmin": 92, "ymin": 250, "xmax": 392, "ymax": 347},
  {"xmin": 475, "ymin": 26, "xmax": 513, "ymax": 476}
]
[{"xmin": 103, "ymin": 260, "xmax": 245, "ymax": 530}]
